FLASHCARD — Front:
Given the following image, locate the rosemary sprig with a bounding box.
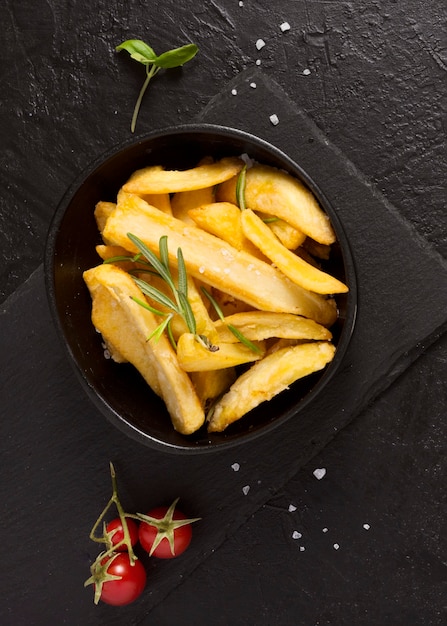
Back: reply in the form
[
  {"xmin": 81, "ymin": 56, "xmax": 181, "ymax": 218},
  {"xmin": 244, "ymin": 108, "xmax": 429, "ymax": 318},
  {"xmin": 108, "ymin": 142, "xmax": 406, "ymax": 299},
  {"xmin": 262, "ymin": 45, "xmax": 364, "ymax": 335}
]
[
  {"xmin": 201, "ymin": 287, "xmax": 263, "ymax": 355},
  {"xmin": 125, "ymin": 233, "xmax": 202, "ymax": 348}
]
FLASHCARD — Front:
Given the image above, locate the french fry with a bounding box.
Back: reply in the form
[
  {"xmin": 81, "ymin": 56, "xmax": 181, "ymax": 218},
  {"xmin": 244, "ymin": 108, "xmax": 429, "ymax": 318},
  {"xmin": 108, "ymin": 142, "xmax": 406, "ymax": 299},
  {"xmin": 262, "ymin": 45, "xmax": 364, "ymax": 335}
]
[
  {"xmin": 213, "ymin": 311, "xmax": 332, "ymax": 343},
  {"xmin": 241, "ymin": 209, "xmax": 348, "ymax": 294},
  {"xmin": 257, "ymin": 213, "xmax": 306, "ymax": 250},
  {"xmin": 94, "ymin": 201, "xmax": 116, "ymax": 235},
  {"xmin": 140, "ymin": 193, "xmax": 172, "ymax": 214},
  {"xmin": 207, "ymin": 341, "xmax": 336, "ymax": 432},
  {"xmin": 171, "ymin": 186, "xmax": 215, "ymax": 224},
  {"xmin": 103, "ymin": 194, "xmax": 337, "ymax": 326},
  {"xmin": 83, "ymin": 263, "xmax": 205, "ymax": 435},
  {"xmin": 176, "ymin": 333, "xmax": 265, "ymax": 371},
  {"xmin": 191, "ymin": 368, "xmax": 237, "ymax": 408},
  {"xmin": 123, "ymin": 157, "xmax": 244, "ymax": 195},
  {"xmin": 217, "ymin": 164, "xmax": 336, "ymax": 245},
  {"xmin": 188, "ymin": 202, "xmax": 265, "ymax": 258}
]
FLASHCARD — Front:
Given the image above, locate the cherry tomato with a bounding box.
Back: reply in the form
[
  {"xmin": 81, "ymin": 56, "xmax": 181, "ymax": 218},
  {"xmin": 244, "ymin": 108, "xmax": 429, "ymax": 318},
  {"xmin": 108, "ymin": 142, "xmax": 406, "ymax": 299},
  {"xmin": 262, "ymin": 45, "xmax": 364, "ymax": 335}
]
[
  {"xmin": 106, "ymin": 517, "xmax": 139, "ymax": 551},
  {"xmin": 138, "ymin": 498, "xmax": 200, "ymax": 559},
  {"xmin": 92, "ymin": 552, "xmax": 146, "ymax": 606}
]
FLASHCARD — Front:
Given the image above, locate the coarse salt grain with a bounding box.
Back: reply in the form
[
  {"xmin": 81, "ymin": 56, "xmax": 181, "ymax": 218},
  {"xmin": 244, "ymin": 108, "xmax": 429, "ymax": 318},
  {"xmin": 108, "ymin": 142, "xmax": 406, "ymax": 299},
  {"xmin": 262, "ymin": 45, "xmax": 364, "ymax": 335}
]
[
  {"xmin": 280, "ymin": 22, "xmax": 291, "ymax": 32},
  {"xmin": 288, "ymin": 504, "xmax": 297, "ymax": 512},
  {"xmin": 255, "ymin": 59, "xmax": 261, "ymax": 66},
  {"xmin": 231, "ymin": 463, "xmax": 240, "ymax": 471},
  {"xmin": 231, "ymin": 88, "xmax": 237, "ymax": 96},
  {"xmin": 363, "ymin": 523, "xmax": 371, "ymax": 530},
  {"xmin": 292, "ymin": 531, "xmax": 302, "ymax": 539},
  {"xmin": 299, "ymin": 546, "xmax": 305, "ymax": 551},
  {"xmin": 239, "ymin": 0, "xmax": 243, "ymax": 5},
  {"xmin": 333, "ymin": 543, "xmax": 340, "ymax": 550},
  {"xmin": 269, "ymin": 114, "xmax": 279, "ymax": 126},
  {"xmin": 322, "ymin": 527, "xmax": 328, "ymax": 533},
  {"xmin": 256, "ymin": 39, "xmax": 266, "ymax": 50},
  {"xmin": 303, "ymin": 68, "xmax": 311, "ymax": 75},
  {"xmin": 242, "ymin": 485, "xmax": 250, "ymax": 495},
  {"xmin": 199, "ymin": 266, "xmax": 205, "ymax": 274},
  {"xmin": 250, "ymin": 82, "xmax": 257, "ymax": 89},
  {"xmin": 313, "ymin": 468, "xmax": 326, "ymax": 480}
]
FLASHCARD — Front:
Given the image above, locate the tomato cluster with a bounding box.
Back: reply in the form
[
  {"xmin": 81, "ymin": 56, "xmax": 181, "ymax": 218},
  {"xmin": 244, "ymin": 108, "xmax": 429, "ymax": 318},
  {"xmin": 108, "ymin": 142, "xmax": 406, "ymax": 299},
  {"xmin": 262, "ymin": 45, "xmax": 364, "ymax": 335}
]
[{"xmin": 84, "ymin": 463, "xmax": 200, "ymax": 606}]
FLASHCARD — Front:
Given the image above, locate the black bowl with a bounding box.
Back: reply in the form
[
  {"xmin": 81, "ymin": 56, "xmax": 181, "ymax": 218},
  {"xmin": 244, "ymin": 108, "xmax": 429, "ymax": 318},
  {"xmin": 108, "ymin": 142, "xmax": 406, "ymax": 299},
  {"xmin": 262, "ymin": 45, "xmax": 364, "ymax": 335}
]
[{"xmin": 44, "ymin": 124, "xmax": 357, "ymax": 454}]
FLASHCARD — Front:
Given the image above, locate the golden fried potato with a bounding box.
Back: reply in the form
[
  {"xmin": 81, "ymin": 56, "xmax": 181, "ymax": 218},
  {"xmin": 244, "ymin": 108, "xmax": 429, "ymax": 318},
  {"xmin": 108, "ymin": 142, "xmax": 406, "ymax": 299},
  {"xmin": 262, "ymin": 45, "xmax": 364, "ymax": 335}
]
[
  {"xmin": 176, "ymin": 332, "xmax": 265, "ymax": 371},
  {"xmin": 103, "ymin": 194, "xmax": 337, "ymax": 326},
  {"xmin": 171, "ymin": 186, "xmax": 215, "ymax": 224},
  {"xmin": 190, "ymin": 368, "xmax": 237, "ymax": 408},
  {"xmin": 188, "ymin": 202, "xmax": 264, "ymax": 258},
  {"xmin": 213, "ymin": 311, "xmax": 332, "ymax": 343},
  {"xmin": 123, "ymin": 157, "xmax": 244, "ymax": 194},
  {"xmin": 94, "ymin": 201, "xmax": 116, "ymax": 235},
  {"xmin": 83, "ymin": 263, "xmax": 205, "ymax": 435},
  {"xmin": 207, "ymin": 341, "xmax": 336, "ymax": 432},
  {"xmin": 218, "ymin": 164, "xmax": 336, "ymax": 245},
  {"xmin": 240, "ymin": 209, "xmax": 348, "ymax": 294}
]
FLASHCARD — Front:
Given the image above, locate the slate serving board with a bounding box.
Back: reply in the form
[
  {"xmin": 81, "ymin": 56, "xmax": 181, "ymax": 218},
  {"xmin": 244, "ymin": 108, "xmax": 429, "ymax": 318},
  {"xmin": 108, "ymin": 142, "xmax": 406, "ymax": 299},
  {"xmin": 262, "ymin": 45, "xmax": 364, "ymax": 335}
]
[{"xmin": 1, "ymin": 71, "xmax": 446, "ymax": 624}]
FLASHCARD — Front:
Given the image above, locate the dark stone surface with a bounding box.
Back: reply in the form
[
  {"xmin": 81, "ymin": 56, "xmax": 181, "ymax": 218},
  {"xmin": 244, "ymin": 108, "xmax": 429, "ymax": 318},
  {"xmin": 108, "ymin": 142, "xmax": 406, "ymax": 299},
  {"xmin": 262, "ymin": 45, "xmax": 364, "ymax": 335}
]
[{"xmin": 1, "ymin": 1, "xmax": 446, "ymax": 624}]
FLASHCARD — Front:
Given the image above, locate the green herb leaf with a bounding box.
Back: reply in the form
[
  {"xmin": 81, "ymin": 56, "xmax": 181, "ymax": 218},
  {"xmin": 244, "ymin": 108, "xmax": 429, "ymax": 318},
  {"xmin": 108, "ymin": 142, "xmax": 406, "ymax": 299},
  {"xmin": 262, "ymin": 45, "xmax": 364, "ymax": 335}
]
[
  {"xmin": 227, "ymin": 324, "xmax": 263, "ymax": 355},
  {"xmin": 116, "ymin": 39, "xmax": 157, "ymax": 64},
  {"xmin": 130, "ymin": 295, "xmax": 167, "ymax": 317},
  {"xmin": 178, "ymin": 290, "xmax": 196, "ymax": 335},
  {"xmin": 146, "ymin": 314, "xmax": 174, "ymax": 343},
  {"xmin": 133, "ymin": 277, "xmax": 176, "ymax": 312},
  {"xmin": 154, "ymin": 43, "xmax": 199, "ymax": 69},
  {"xmin": 236, "ymin": 164, "xmax": 247, "ymax": 211}
]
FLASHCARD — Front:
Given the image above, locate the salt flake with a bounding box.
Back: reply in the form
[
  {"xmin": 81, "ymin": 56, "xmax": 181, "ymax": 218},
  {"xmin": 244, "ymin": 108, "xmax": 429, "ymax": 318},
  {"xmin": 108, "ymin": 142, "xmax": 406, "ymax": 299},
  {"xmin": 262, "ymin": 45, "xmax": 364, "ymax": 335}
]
[
  {"xmin": 313, "ymin": 468, "xmax": 326, "ymax": 480},
  {"xmin": 280, "ymin": 22, "xmax": 291, "ymax": 32},
  {"xmin": 292, "ymin": 531, "xmax": 302, "ymax": 539},
  {"xmin": 231, "ymin": 463, "xmax": 240, "ymax": 472},
  {"xmin": 288, "ymin": 504, "xmax": 297, "ymax": 512},
  {"xmin": 256, "ymin": 39, "xmax": 266, "ymax": 50},
  {"xmin": 269, "ymin": 114, "xmax": 279, "ymax": 126},
  {"xmin": 242, "ymin": 485, "xmax": 250, "ymax": 495}
]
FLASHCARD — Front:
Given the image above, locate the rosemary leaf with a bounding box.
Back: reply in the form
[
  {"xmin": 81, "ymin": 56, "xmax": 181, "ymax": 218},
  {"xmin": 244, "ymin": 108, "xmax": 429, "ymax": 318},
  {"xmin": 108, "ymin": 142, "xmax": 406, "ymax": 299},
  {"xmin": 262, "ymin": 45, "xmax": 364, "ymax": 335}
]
[
  {"xmin": 236, "ymin": 164, "xmax": 247, "ymax": 211},
  {"xmin": 227, "ymin": 324, "xmax": 263, "ymax": 355},
  {"xmin": 130, "ymin": 295, "xmax": 167, "ymax": 316},
  {"xmin": 178, "ymin": 290, "xmax": 196, "ymax": 335},
  {"xmin": 133, "ymin": 277, "xmax": 179, "ymax": 312}
]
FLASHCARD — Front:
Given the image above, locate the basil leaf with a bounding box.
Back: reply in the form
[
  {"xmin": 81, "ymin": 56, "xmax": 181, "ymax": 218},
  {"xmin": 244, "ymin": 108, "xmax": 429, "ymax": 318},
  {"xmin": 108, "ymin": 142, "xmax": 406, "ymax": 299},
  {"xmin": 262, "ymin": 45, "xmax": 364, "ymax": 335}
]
[
  {"xmin": 116, "ymin": 39, "xmax": 157, "ymax": 63},
  {"xmin": 154, "ymin": 43, "xmax": 198, "ymax": 69}
]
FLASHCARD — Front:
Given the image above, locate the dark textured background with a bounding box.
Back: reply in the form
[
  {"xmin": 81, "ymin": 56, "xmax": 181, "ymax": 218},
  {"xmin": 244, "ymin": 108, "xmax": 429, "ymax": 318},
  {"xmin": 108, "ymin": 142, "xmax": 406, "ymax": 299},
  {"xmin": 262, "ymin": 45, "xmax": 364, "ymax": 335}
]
[{"xmin": 1, "ymin": 1, "xmax": 446, "ymax": 624}]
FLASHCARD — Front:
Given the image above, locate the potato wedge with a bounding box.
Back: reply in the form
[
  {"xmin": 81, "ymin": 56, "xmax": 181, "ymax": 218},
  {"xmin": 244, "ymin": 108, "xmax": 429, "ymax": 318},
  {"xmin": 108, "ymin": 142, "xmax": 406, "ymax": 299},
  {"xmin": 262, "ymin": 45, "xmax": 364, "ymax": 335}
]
[
  {"xmin": 191, "ymin": 368, "xmax": 237, "ymax": 408},
  {"xmin": 95, "ymin": 201, "xmax": 116, "ymax": 235},
  {"xmin": 140, "ymin": 193, "xmax": 172, "ymax": 214},
  {"xmin": 188, "ymin": 202, "xmax": 264, "ymax": 258},
  {"xmin": 103, "ymin": 194, "xmax": 337, "ymax": 326},
  {"xmin": 214, "ymin": 311, "xmax": 332, "ymax": 343},
  {"xmin": 207, "ymin": 341, "xmax": 336, "ymax": 432},
  {"xmin": 171, "ymin": 186, "xmax": 215, "ymax": 224},
  {"xmin": 218, "ymin": 164, "xmax": 336, "ymax": 245},
  {"xmin": 83, "ymin": 263, "xmax": 205, "ymax": 435},
  {"xmin": 123, "ymin": 157, "xmax": 244, "ymax": 194},
  {"xmin": 176, "ymin": 333, "xmax": 265, "ymax": 371},
  {"xmin": 241, "ymin": 209, "xmax": 348, "ymax": 294}
]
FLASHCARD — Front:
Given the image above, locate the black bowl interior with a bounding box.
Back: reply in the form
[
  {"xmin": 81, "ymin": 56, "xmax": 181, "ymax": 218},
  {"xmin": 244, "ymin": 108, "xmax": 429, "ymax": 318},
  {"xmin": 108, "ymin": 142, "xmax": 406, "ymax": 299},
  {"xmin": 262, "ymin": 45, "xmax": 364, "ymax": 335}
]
[{"xmin": 45, "ymin": 124, "xmax": 357, "ymax": 453}]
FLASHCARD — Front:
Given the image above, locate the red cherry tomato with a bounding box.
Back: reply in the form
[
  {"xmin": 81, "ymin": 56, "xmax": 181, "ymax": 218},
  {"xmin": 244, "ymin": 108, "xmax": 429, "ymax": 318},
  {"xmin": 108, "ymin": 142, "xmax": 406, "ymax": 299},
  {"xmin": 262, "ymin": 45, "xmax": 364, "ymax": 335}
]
[
  {"xmin": 106, "ymin": 517, "xmax": 139, "ymax": 551},
  {"xmin": 93, "ymin": 553, "xmax": 146, "ymax": 606},
  {"xmin": 138, "ymin": 499, "xmax": 200, "ymax": 559}
]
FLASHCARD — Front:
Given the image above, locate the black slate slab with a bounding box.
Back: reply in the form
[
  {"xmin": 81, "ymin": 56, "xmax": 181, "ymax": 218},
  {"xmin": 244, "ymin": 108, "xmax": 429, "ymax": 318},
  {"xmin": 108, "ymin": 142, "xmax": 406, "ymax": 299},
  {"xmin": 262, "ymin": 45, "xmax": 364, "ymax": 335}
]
[{"xmin": 1, "ymin": 72, "xmax": 446, "ymax": 623}]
